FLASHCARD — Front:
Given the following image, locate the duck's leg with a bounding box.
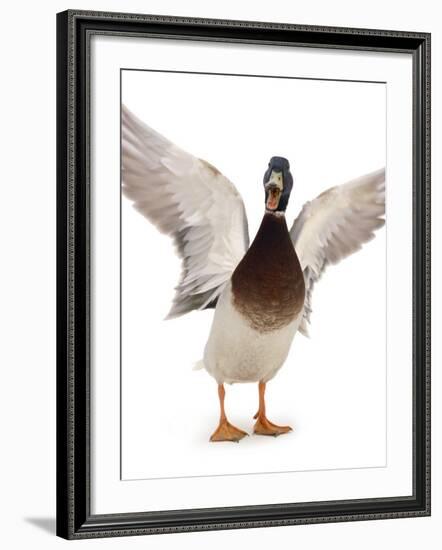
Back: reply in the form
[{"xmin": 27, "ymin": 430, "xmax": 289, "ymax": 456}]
[
  {"xmin": 253, "ymin": 381, "xmax": 292, "ymax": 436},
  {"xmin": 210, "ymin": 384, "xmax": 248, "ymax": 442}
]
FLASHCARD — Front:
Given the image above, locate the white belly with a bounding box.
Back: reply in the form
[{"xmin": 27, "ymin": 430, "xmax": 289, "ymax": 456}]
[{"xmin": 203, "ymin": 283, "xmax": 303, "ymax": 384}]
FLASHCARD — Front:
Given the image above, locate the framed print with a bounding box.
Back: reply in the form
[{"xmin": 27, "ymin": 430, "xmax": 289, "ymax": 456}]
[{"xmin": 56, "ymin": 10, "xmax": 431, "ymax": 539}]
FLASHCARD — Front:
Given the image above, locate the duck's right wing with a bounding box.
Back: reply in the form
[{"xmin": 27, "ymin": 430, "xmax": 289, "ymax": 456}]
[{"xmin": 122, "ymin": 105, "xmax": 250, "ymax": 318}]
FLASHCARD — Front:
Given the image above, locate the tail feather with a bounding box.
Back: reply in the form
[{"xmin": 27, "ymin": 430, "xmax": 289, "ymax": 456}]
[{"xmin": 193, "ymin": 360, "xmax": 205, "ymax": 371}]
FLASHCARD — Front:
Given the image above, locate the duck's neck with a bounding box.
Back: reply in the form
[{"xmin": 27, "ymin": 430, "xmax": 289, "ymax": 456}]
[
  {"xmin": 254, "ymin": 211, "xmax": 289, "ymax": 243},
  {"xmin": 240, "ymin": 212, "xmax": 292, "ymax": 260}
]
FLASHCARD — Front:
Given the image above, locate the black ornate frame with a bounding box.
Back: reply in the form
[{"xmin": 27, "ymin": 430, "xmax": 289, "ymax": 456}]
[{"xmin": 56, "ymin": 10, "xmax": 431, "ymax": 539}]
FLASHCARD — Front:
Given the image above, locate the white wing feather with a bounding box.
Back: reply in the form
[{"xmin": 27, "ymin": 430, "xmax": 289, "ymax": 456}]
[
  {"xmin": 122, "ymin": 105, "xmax": 250, "ymax": 318},
  {"xmin": 290, "ymin": 169, "xmax": 385, "ymax": 336}
]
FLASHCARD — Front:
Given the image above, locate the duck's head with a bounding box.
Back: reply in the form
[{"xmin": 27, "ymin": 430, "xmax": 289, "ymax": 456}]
[{"xmin": 263, "ymin": 156, "xmax": 293, "ymax": 213}]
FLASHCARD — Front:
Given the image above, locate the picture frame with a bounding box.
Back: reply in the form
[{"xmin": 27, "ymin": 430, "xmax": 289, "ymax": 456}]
[{"xmin": 56, "ymin": 9, "xmax": 431, "ymax": 539}]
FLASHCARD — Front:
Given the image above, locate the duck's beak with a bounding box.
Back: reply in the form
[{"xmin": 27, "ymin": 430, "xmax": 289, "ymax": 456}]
[
  {"xmin": 265, "ymin": 170, "xmax": 283, "ymax": 210},
  {"xmin": 266, "ymin": 185, "xmax": 282, "ymax": 210}
]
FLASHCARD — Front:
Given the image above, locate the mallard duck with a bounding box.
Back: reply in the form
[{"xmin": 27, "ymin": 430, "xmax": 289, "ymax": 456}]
[{"xmin": 122, "ymin": 105, "xmax": 385, "ymax": 443}]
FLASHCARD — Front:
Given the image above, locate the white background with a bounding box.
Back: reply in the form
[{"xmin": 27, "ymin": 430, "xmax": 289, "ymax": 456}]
[
  {"xmin": 0, "ymin": 0, "xmax": 439, "ymax": 548},
  {"xmin": 121, "ymin": 70, "xmax": 387, "ymax": 480}
]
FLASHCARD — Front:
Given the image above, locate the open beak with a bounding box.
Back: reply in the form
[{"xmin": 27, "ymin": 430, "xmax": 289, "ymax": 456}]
[{"xmin": 266, "ymin": 184, "xmax": 282, "ymax": 210}]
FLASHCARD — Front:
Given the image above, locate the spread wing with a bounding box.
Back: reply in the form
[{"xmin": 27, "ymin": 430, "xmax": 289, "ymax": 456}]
[
  {"xmin": 290, "ymin": 169, "xmax": 385, "ymax": 336},
  {"xmin": 122, "ymin": 105, "xmax": 250, "ymax": 318}
]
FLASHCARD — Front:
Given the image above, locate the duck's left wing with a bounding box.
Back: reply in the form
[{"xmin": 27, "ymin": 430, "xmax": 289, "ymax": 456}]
[
  {"xmin": 289, "ymin": 169, "xmax": 385, "ymax": 336},
  {"xmin": 122, "ymin": 105, "xmax": 250, "ymax": 318}
]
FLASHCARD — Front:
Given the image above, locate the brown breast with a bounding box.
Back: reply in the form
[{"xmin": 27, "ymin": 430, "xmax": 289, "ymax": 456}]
[{"xmin": 231, "ymin": 213, "xmax": 305, "ymax": 332}]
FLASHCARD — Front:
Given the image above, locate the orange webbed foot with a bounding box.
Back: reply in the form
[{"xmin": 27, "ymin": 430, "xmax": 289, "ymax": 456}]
[
  {"xmin": 253, "ymin": 415, "xmax": 292, "ymax": 437},
  {"xmin": 210, "ymin": 419, "xmax": 248, "ymax": 442}
]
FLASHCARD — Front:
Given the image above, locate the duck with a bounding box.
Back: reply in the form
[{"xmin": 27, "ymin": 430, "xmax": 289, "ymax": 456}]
[{"xmin": 122, "ymin": 105, "xmax": 385, "ymax": 443}]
